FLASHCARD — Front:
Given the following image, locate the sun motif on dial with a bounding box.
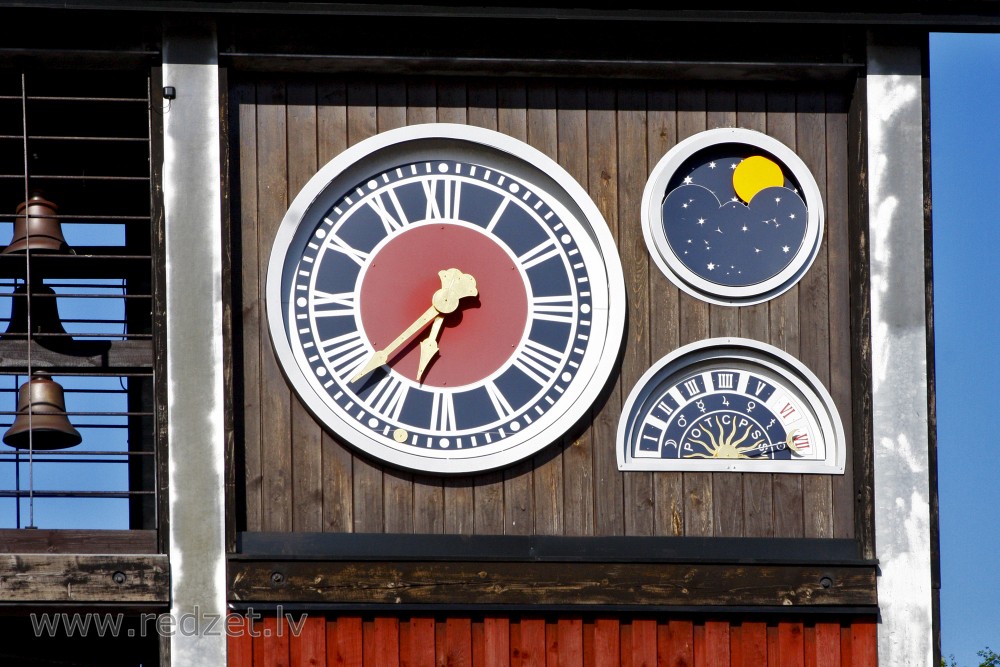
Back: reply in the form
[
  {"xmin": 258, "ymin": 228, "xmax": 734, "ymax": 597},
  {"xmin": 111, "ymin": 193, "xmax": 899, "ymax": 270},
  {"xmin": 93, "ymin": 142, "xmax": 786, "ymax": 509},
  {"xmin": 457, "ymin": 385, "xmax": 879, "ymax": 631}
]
[{"xmin": 641, "ymin": 128, "xmax": 824, "ymax": 306}]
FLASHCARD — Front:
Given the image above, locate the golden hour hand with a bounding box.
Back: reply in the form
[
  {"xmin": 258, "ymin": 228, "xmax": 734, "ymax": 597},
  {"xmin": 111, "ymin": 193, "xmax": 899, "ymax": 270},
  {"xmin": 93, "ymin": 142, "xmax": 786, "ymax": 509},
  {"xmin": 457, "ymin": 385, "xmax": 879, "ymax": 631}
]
[
  {"xmin": 350, "ymin": 269, "xmax": 477, "ymax": 383},
  {"xmin": 416, "ymin": 316, "xmax": 444, "ymax": 381}
]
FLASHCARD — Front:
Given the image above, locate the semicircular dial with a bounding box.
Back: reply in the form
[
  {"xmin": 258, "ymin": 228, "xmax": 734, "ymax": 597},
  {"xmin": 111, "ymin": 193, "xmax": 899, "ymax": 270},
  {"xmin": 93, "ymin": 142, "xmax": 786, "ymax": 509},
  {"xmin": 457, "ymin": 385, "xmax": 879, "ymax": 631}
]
[{"xmin": 618, "ymin": 338, "xmax": 845, "ymax": 474}]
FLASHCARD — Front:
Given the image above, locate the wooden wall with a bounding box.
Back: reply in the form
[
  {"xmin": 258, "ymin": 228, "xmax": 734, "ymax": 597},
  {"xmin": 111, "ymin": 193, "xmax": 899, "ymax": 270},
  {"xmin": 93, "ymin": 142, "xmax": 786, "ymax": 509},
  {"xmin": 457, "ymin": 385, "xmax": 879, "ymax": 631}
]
[
  {"xmin": 230, "ymin": 74, "xmax": 858, "ymax": 541},
  {"xmin": 227, "ymin": 613, "xmax": 878, "ymax": 667}
]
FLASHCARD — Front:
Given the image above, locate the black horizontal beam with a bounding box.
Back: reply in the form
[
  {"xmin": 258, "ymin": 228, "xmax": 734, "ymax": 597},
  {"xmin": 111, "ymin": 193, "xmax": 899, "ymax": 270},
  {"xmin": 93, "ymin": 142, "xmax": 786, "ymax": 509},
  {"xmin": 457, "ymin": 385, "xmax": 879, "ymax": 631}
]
[{"xmin": 236, "ymin": 532, "xmax": 870, "ymax": 566}]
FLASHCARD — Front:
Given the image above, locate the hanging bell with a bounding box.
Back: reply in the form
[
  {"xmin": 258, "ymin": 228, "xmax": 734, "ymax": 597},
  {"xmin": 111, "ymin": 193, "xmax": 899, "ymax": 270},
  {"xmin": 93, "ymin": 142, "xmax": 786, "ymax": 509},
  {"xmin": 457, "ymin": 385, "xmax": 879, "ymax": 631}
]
[
  {"xmin": 2, "ymin": 194, "xmax": 72, "ymax": 255},
  {"xmin": 3, "ymin": 371, "xmax": 81, "ymax": 450},
  {"xmin": 1, "ymin": 284, "xmax": 70, "ymax": 343}
]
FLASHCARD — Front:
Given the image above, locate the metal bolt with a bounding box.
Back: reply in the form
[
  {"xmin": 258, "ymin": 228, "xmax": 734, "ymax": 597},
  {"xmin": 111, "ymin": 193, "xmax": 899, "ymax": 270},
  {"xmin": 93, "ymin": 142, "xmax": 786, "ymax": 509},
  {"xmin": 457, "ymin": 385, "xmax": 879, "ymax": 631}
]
[
  {"xmin": 271, "ymin": 571, "xmax": 285, "ymax": 585},
  {"xmin": 820, "ymin": 576, "xmax": 833, "ymax": 589},
  {"xmin": 112, "ymin": 571, "xmax": 127, "ymax": 585}
]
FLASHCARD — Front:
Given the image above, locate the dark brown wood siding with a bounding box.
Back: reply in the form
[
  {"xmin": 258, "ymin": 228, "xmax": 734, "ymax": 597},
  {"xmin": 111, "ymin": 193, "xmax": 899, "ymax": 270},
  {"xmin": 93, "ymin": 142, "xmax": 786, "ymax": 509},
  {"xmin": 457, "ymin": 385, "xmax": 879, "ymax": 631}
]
[{"xmin": 230, "ymin": 75, "xmax": 857, "ymax": 540}]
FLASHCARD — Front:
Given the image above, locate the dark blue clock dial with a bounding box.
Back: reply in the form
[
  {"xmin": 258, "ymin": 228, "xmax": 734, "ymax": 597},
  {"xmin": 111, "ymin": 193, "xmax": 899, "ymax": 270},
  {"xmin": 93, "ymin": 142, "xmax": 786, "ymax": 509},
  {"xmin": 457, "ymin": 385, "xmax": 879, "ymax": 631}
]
[
  {"xmin": 268, "ymin": 125, "xmax": 626, "ymax": 474},
  {"xmin": 661, "ymin": 145, "xmax": 809, "ymax": 288}
]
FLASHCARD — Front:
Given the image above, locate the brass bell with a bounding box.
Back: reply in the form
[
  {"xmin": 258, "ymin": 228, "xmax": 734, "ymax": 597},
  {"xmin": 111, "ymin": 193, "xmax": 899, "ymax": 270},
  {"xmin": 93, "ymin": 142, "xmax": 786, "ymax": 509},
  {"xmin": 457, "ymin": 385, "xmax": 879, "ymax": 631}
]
[
  {"xmin": 3, "ymin": 371, "xmax": 81, "ymax": 450},
  {"xmin": 2, "ymin": 194, "xmax": 72, "ymax": 255}
]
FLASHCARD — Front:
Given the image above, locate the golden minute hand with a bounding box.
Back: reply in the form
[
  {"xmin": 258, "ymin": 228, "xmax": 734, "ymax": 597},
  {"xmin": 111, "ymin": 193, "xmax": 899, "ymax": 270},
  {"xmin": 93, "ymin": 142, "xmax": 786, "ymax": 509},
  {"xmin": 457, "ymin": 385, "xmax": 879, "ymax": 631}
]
[{"xmin": 350, "ymin": 305, "xmax": 440, "ymax": 383}]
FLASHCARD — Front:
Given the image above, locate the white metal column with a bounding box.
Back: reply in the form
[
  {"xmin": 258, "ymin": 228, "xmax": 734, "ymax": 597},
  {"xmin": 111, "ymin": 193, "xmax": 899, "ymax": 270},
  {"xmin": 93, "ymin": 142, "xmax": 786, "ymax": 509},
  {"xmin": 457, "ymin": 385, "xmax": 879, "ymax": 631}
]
[
  {"xmin": 162, "ymin": 21, "xmax": 227, "ymax": 667},
  {"xmin": 867, "ymin": 38, "xmax": 936, "ymax": 667}
]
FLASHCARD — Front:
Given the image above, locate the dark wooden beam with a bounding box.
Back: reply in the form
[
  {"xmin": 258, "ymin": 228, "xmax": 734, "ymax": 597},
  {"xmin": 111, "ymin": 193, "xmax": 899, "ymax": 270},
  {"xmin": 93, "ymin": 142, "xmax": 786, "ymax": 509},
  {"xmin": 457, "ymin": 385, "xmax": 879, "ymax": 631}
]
[
  {"xmin": 229, "ymin": 558, "xmax": 877, "ymax": 608},
  {"xmin": 0, "ymin": 340, "xmax": 152, "ymax": 371},
  {"xmin": 0, "ymin": 554, "xmax": 168, "ymax": 603},
  {"xmin": 0, "ymin": 529, "xmax": 158, "ymax": 554}
]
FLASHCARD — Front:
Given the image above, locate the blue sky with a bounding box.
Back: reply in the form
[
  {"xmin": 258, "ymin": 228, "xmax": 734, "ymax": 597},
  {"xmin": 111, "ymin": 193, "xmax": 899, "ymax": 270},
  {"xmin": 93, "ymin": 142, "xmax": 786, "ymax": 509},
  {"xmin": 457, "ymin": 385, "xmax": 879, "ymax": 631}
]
[{"xmin": 930, "ymin": 32, "xmax": 1000, "ymax": 666}]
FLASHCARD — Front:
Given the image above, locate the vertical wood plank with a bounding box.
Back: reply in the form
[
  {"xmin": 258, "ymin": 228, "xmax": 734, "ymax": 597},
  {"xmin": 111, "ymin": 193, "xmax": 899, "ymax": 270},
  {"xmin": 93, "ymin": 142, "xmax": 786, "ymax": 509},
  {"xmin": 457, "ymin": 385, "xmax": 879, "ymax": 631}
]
[
  {"xmin": 850, "ymin": 621, "xmax": 877, "ymax": 667},
  {"xmin": 593, "ymin": 618, "xmax": 620, "ymax": 667},
  {"xmin": 287, "ymin": 80, "xmax": 324, "ymax": 534},
  {"xmin": 813, "ymin": 623, "xmax": 842, "ymax": 667},
  {"xmin": 346, "ymin": 81, "xmax": 384, "ymax": 534},
  {"xmin": 730, "ymin": 624, "xmax": 743, "ymax": 667},
  {"xmin": 446, "ymin": 617, "xmax": 473, "ymax": 667},
  {"xmin": 291, "ymin": 616, "xmax": 327, "ymax": 667},
  {"xmin": 825, "ymin": 89, "xmax": 856, "ymax": 539},
  {"xmin": 257, "ymin": 79, "xmax": 293, "ymax": 533},
  {"xmin": 497, "ymin": 81, "xmax": 536, "ymax": 537},
  {"xmin": 588, "ymin": 85, "xmax": 624, "ymax": 537},
  {"xmin": 558, "ymin": 618, "xmax": 584, "ymax": 667},
  {"xmin": 316, "ymin": 80, "xmax": 355, "ymax": 534},
  {"xmin": 767, "ymin": 88, "xmax": 804, "ymax": 538},
  {"xmin": 741, "ymin": 622, "xmax": 768, "ymax": 667},
  {"xmin": 546, "ymin": 621, "xmax": 559, "ymax": 666},
  {"xmin": 267, "ymin": 617, "xmax": 291, "ymax": 667},
  {"xmin": 630, "ymin": 618, "xmax": 656, "ymax": 667},
  {"xmin": 620, "ymin": 622, "xmax": 633, "ymax": 667},
  {"xmin": 694, "ymin": 624, "xmax": 706, "ymax": 667},
  {"xmin": 519, "ymin": 618, "xmax": 546, "ymax": 667},
  {"xmin": 235, "ymin": 80, "xmax": 263, "ymax": 533},
  {"xmin": 619, "ymin": 85, "xmax": 653, "ymax": 537},
  {"xmin": 433, "ymin": 81, "xmax": 476, "ymax": 536},
  {"xmin": 406, "ymin": 617, "xmax": 437, "ymax": 667},
  {"xmin": 839, "ymin": 625, "xmax": 852, "ymax": 667},
  {"xmin": 484, "ymin": 617, "xmax": 510, "ymax": 667},
  {"xmin": 804, "ymin": 626, "xmax": 816, "ymax": 667},
  {"xmin": 704, "ymin": 621, "xmax": 730, "ymax": 667},
  {"xmin": 778, "ymin": 622, "xmax": 805, "ymax": 667},
  {"xmin": 528, "ymin": 83, "xmax": 564, "ymax": 537},
  {"xmin": 664, "ymin": 620, "xmax": 694, "ymax": 667},
  {"xmin": 796, "ymin": 90, "xmax": 834, "ymax": 540},
  {"xmin": 375, "ymin": 81, "xmax": 415, "ymax": 535},
  {"xmin": 466, "ymin": 81, "xmax": 507, "ymax": 536},
  {"xmin": 330, "ymin": 617, "xmax": 363, "ymax": 667},
  {"xmin": 647, "ymin": 86, "xmax": 685, "ymax": 537},
  {"xmin": 737, "ymin": 88, "xmax": 775, "ymax": 539},
  {"xmin": 473, "ymin": 619, "xmax": 486, "ymax": 667},
  {"xmin": 371, "ymin": 618, "xmax": 400, "ymax": 667},
  {"xmin": 229, "ymin": 615, "xmax": 254, "ymax": 667},
  {"xmin": 559, "ymin": 83, "xmax": 595, "ymax": 537},
  {"xmin": 676, "ymin": 86, "xmax": 713, "ymax": 537}
]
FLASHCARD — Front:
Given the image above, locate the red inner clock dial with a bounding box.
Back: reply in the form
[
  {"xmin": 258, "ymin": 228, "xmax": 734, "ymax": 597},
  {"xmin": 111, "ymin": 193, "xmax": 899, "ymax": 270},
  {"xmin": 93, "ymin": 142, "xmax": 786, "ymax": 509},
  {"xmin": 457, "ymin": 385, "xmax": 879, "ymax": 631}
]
[{"xmin": 358, "ymin": 223, "xmax": 529, "ymax": 388}]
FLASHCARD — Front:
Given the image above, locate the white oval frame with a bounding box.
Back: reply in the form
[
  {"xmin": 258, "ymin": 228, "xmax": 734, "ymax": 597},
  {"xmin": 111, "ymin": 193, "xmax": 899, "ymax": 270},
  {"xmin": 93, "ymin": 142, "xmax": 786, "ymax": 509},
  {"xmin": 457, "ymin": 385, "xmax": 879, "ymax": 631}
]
[
  {"xmin": 641, "ymin": 128, "xmax": 824, "ymax": 306},
  {"xmin": 617, "ymin": 338, "xmax": 845, "ymax": 474},
  {"xmin": 267, "ymin": 123, "xmax": 627, "ymax": 474}
]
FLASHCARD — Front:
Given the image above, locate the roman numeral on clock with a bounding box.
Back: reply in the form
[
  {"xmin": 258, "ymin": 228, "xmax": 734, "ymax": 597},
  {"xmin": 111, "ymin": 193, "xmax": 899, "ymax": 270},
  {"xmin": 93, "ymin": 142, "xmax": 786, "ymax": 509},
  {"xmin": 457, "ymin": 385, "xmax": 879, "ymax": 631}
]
[
  {"xmin": 422, "ymin": 177, "xmax": 462, "ymax": 220},
  {"xmin": 310, "ymin": 290, "xmax": 356, "ymax": 317}
]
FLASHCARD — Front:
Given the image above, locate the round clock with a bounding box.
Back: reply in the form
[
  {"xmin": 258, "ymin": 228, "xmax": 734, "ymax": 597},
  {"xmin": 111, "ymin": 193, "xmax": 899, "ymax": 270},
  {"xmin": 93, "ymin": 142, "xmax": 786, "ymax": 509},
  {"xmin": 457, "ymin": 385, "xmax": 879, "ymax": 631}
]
[
  {"xmin": 617, "ymin": 338, "xmax": 844, "ymax": 474},
  {"xmin": 267, "ymin": 124, "xmax": 626, "ymax": 474},
  {"xmin": 641, "ymin": 128, "xmax": 824, "ymax": 306}
]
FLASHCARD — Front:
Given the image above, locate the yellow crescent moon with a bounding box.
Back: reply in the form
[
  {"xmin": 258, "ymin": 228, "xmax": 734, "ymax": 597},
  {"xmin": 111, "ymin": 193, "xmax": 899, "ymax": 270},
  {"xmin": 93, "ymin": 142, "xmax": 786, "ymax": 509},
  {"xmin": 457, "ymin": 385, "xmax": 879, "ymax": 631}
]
[{"xmin": 732, "ymin": 155, "xmax": 784, "ymax": 204}]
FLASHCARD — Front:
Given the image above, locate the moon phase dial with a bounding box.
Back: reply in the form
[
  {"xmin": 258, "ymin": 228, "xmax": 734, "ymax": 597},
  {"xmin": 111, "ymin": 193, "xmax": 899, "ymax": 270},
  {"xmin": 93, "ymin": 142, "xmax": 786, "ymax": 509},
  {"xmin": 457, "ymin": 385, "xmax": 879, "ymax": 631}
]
[
  {"xmin": 618, "ymin": 338, "xmax": 845, "ymax": 474},
  {"xmin": 641, "ymin": 128, "xmax": 824, "ymax": 306}
]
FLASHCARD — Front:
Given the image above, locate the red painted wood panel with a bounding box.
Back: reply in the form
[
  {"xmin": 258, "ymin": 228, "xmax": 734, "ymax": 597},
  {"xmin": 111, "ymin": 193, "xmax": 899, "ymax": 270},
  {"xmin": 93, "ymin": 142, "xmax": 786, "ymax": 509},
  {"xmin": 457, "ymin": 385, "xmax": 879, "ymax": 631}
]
[
  {"xmin": 229, "ymin": 615, "xmax": 879, "ymax": 667},
  {"xmin": 291, "ymin": 616, "xmax": 326, "ymax": 667}
]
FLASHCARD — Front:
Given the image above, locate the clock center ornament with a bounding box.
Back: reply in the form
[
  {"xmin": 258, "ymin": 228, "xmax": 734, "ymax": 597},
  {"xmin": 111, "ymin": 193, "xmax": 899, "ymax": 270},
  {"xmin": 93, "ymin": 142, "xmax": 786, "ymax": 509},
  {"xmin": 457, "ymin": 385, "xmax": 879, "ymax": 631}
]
[
  {"xmin": 641, "ymin": 128, "xmax": 824, "ymax": 306},
  {"xmin": 267, "ymin": 124, "xmax": 626, "ymax": 474}
]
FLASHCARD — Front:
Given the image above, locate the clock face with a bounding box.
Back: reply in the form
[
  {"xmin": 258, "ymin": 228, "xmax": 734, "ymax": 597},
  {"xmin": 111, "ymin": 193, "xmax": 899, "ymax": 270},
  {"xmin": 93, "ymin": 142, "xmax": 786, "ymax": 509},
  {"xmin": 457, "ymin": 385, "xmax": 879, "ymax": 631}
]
[
  {"xmin": 618, "ymin": 338, "xmax": 844, "ymax": 474},
  {"xmin": 267, "ymin": 124, "xmax": 625, "ymax": 474},
  {"xmin": 641, "ymin": 128, "xmax": 824, "ymax": 306}
]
